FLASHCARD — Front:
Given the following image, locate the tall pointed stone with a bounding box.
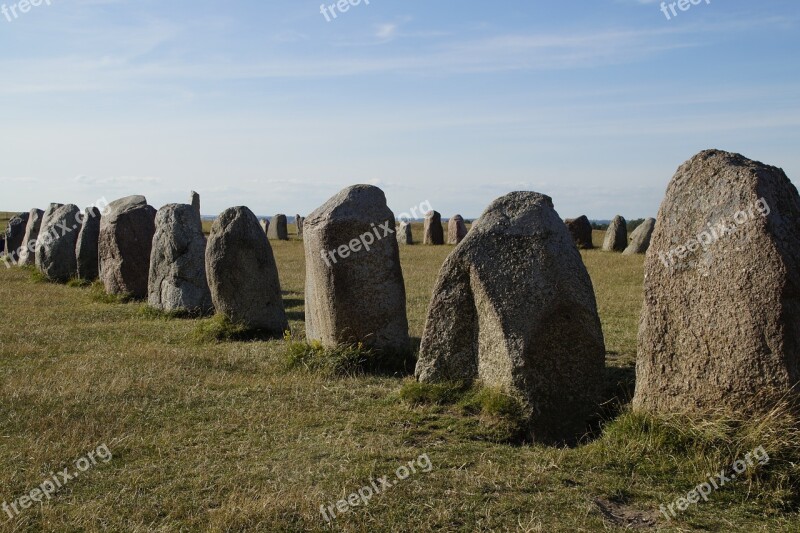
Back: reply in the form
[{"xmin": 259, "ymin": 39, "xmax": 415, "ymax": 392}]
[
  {"xmin": 423, "ymin": 211, "xmax": 444, "ymax": 245},
  {"xmin": 416, "ymin": 192, "xmax": 605, "ymax": 443},
  {"xmin": 76, "ymin": 207, "xmax": 102, "ymax": 281},
  {"xmin": 17, "ymin": 209, "xmax": 44, "ymax": 266}
]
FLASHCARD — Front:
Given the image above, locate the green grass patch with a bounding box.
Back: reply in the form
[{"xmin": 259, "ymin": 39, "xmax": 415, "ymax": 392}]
[
  {"xmin": 399, "ymin": 380, "xmax": 528, "ymax": 443},
  {"xmin": 88, "ymin": 280, "xmax": 134, "ymax": 304}
]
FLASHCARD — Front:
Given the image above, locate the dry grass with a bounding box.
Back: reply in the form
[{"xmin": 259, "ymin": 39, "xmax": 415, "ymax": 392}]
[{"xmin": 0, "ymin": 228, "xmax": 798, "ymax": 532}]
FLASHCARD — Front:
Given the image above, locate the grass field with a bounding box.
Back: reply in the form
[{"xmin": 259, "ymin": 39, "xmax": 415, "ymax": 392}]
[{"xmin": 0, "ymin": 229, "xmax": 798, "ymax": 532}]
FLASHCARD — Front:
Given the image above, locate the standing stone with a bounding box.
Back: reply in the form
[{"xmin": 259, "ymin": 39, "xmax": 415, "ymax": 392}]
[
  {"xmin": 3, "ymin": 212, "xmax": 30, "ymax": 264},
  {"xmin": 397, "ymin": 221, "xmax": 413, "ymax": 245},
  {"xmin": 190, "ymin": 191, "xmax": 201, "ymax": 216},
  {"xmin": 623, "ymin": 218, "xmax": 656, "ymax": 255},
  {"xmin": 148, "ymin": 204, "xmax": 212, "ymax": 315},
  {"xmin": 423, "ymin": 211, "xmax": 444, "ymax": 245},
  {"xmin": 304, "ymin": 185, "xmax": 409, "ymax": 354},
  {"xmin": 206, "ymin": 206, "xmax": 287, "ymax": 332},
  {"xmin": 602, "ymin": 215, "xmax": 627, "ymax": 252},
  {"xmin": 447, "ymin": 215, "xmax": 468, "ymax": 245},
  {"xmin": 267, "ymin": 214, "xmax": 288, "ymax": 241},
  {"xmin": 36, "ymin": 204, "xmax": 82, "ymax": 282},
  {"xmin": 260, "ymin": 218, "xmax": 269, "ymax": 234},
  {"xmin": 99, "ymin": 195, "xmax": 157, "ymax": 299},
  {"xmin": 635, "ymin": 150, "xmax": 800, "ymax": 413},
  {"xmin": 565, "ymin": 215, "xmax": 594, "ymax": 250},
  {"xmin": 76, "ymin": 208, "xmax": 102, "ymax": 281},
  {"xmin": 295, "ymin": 214, "xmax": 304, "ymax": 238},
  {"xmin": 17, "ymin": 209, "xmax": 44, "ymax": 266},
  {"xmin": 415, "ymin": 192, "xmax": 605, "ymax": 443}
]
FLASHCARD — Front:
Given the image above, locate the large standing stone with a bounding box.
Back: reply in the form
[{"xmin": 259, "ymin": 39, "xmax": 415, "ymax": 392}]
[
  {"xmin": 4, "ymin": 212, "xmax": 30, "ymax": 264},
  {"xmin": 565, "ymin": 215, "xmax": 594, "ymax": 250},
  {"xmin": 17, "ymin": 209, "xmax": 44, "ymax": 266},
  {"xmin": 99, "ymin": 195, "xmax": 157, "ymax": 299},
  {"xmin": 397, "ymin": 221, "xmax": 413, "ymax": 245},
  {"xmin": 623, "ymin": 218, "xmax": 656, "ymax": 255},
  {"xmin": 76, "ymin": 207, "xmax": 101, "ymax": 281},
  {"xmin": 205, "ymin": 206, "xmax": 287, "ymax": 332},
  {"xmin": 304, "ymin": 185, "xmax": 409, "ymax": 353},
  {"xmin": 447, "ymin": 215, "xmax": 468, "ymax": 244},
  {"xmin": 190, "ymin": 191, "xmax": 200, "ymax": 215},
  {"xmin": 634, "ymin": 150, "xmax": 800, "ymax": 413},
  {"xmin": 267, "ymin": 214, "xmax": 288, "ymax": 241},
  {"xmin": 36, "ymin": 204, "xmax": 82, "ymax": 282},
  {"xmin": 415, "ymin": 192, "xmax": 605, "ymax": 443},
  {"xmin": 295, "ymin": 214, "xmax": 304, "ymax": 238},
  {"xmin": 602, "ymin": 215, "xmax": 627, "ymax": 252},
  {"xmin": 423, "ymin": 211, "xmax": 444, "ymax": 245},
  {"xmin": 148, "ymin": 204, "xmax": 212, "ymax": 315}
]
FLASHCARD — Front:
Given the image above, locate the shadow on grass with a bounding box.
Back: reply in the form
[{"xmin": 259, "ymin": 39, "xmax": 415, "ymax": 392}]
[{"xmin": 192, "ymin": 314, "xmax": 285, "ymax": 343}]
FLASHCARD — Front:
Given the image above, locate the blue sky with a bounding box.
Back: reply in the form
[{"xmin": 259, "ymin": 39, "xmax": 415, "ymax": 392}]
[{"xmin": 0, "ymin": 0, "xmax": 798, "ymax": 219}]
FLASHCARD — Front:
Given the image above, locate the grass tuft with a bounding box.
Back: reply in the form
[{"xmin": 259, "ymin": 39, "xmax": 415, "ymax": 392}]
[
  {"xmin": 89, "ymin": 281, "xmax": 134, "ymax": 304},
  {"xmin": 191, "ymin": 313, "xmax": 282, "ymax": 343},
  {"xmin": 399, "ymin": 380, "xmax": 528, "ymax": 443},
  {"xmin": 283, "ymin": 332, "xmax": 374, "ymax": 377}
]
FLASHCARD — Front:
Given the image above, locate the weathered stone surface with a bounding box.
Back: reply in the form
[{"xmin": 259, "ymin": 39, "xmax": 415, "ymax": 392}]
[
  {"xmin": 397, "ymin": 221, "xmax": 413, "ymax": 245},
  {"xmin": 565, "ymin": 215, "xmax": 594, "ymax": 250},
  {"xmin": 602, "ymin": 215, "xmax": 627, "ymax": 252},
  {"xmin": 304, "ymin": 185, "xmax": 409, "ymax": 353},
  {"xmin": 99, "ymin": 195, "xmax": 157, "ymax": 299},
  {"xmin": 17, "ymin": 209, "xmax": 44, "ymax": 266},
  {"xmin": 190, "ymin": 191, "xmax": 200, "ymax": 215},
  {"xmin": 623, "ymin": 218, "xmax": 656, "ymax": 255},
  {"xmin": 205, "ymin": 206, "xmax": 287, "ymax": 332},
  {"xmin": 295, "ymin": 214, "xmax": 304, "ymax": 237},
  {"xmin": 36, "ymin": 204, "xmax": 82, "ymax": 282},
  {"xmin": 76, "ymin": 208, "xmax": 101, "ymax": 281},
  {"xmin": 267, "ymin": 214, "xmax": 288, "ymax": 240},
  {"xmin": 4, "ymin": 212, "xmax": 30, "ymax": 264},
  {"xmin": 447, "ymin": 215, "xmax": 468, "ymax": 244},
  {"xmin": 416, "ymin": 192, "xmax": 605, "ymax": 443},
  {"xmin": 423, "ymin": 210, "xmax": 444, "ymax": 245},
  {"xmin": 148, "ymin": 204, "xmax": 212, "ymax": 315},
  {"xmin": 634, "ymin": 150, "xmax": 800, "ymax": 414}
]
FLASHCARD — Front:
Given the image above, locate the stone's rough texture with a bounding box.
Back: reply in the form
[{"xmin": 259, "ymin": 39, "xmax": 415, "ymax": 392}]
[
  {"xmin": 4, "ymin": 212, "xmax": 30, "ymax": 263},
  {"xmin": 397, "ymin": 221, "xmax": 413, "ymax": 245},
  {"xmin": 99, "ymin": 195, "xmax": 157, "ymax": 299},
  {"xmin": 295, "ymin": 214, "xmax": 304, "ymax": 237},
  {"xmin": 36, "ymin": 204, "xmax": 82, "ymax": 282},
  {"xmin": 602, "ymin": 215, "xmax": 628, "ymax": 252},
  {"xmin": 190, "ymin": 191, "xmax": 200, "ymax": 215},
  {"xmin": 267, "ymin": 214, "xmax": 288, "ymax": 240},
  {"xmin": 623, "ymin": 218, "xmax": 656, "ymax": 255},
  {"xmin": 634, "ymin": 150, "xmax": 800, "ymax": 414},
  {"xmin": 423, "ymin": 210, "xmax": 444, "ymax": 245},
  {"xmin": 18, "ymin": 209, "xmax": 44, "ymax": 266},
  {"xmin": 148, "ymin": 204, "xmax": 212, "ymax": 315},
  {"xmin": 565, "ymin": 215, "xmax": 594, "ymax": 250},
  {"xmin": 205, "ymin": 206, "xmax": 288, "ymax": 332},
  {"xmin": 447, "ymin": 215, "xmax": 468, "ymax": 244},
  {"xmin": 304, "ymin": 185, "xmax": 410, "ymax": 353},
  {"xmin": 76, "ymin": 208, "xmax": 101, "ymax": 280},
  {"xmin": 415, "ymin": 192, "xmax": 605, "ymax": 443}
]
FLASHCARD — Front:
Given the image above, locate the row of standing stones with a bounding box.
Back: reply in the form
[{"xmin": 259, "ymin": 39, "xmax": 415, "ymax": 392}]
[{"xmin": 3, "ymin": 149, "xmax": 799, "ymax": 443}]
